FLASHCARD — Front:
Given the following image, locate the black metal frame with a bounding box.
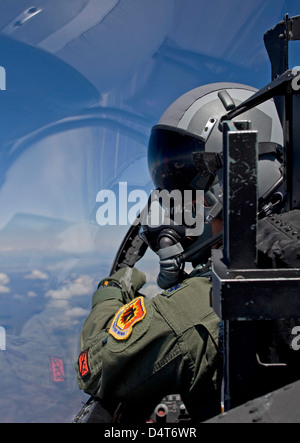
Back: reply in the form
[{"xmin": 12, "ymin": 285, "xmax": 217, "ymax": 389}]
[{"xmin": 211, "ymin": 14, "xmax": 300, "ymax": 412}]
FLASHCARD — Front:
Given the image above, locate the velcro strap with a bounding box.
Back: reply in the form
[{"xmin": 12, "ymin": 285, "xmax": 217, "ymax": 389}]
[{"xmin": 98, "ymin": 279, "xmax": 121, "ymax": 289}]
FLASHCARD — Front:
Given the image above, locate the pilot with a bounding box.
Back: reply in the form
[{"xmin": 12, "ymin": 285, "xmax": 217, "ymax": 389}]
[{"xmin": 75, "ymin": 83, "xmax": 285, "ymax": 422}]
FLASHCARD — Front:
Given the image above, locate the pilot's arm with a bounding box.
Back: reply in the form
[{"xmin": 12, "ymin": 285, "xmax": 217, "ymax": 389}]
[{"xmin": 75, "ymin": 266, "xmax": 220, "ymax": 422}]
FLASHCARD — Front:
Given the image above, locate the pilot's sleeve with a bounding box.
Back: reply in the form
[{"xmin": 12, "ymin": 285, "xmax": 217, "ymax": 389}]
[
  {"xmin": 75, "ymin": 267, "xmax": 145, "ymax": 384},
  {"xmin": 257, "ymin": 210, "xmax": 300, "ymax": 268},
  {"xmin": 75, "ymin": 268, "xmax": 220, "ymax": 422}
]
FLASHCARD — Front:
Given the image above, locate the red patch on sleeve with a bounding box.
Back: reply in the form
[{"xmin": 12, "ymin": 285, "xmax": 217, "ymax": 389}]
[{"xmin": 78, "ymin": 350, "xmax": 90, "ymax": 378}]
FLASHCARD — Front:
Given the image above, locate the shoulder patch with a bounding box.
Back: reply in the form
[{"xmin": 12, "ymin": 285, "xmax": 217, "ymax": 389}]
[
  {"xmin": 78, "ymin": 350, "xmax": 90, "ymax": 379},
  {"xmin": 109, "ymin": 297, "xmax": 146, "ymax": 340}
]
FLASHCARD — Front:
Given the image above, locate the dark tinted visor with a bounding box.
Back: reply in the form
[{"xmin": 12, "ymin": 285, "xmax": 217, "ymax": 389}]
[{"xmin": 148, "ymin": 125, "xmax": 222, "ymax": 191}]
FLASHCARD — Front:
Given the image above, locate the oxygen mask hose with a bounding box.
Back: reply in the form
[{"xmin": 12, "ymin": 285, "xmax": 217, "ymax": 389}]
[{"xmin": 156, "ymin": 232, "xmax": 185, "ymax": 290}]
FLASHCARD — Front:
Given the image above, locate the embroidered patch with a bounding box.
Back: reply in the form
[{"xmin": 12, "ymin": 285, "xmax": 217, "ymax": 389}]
[
  {"xmin": 109, "ymin": 297, "xmax": 146, "ymax": 340},
  {"xmin": 167, "ymin": 283, "xmax": 182, "ymax": 292},
  {"xmin": 78, "ymin": 350, "xmax": 90, "ymax": 378},
  {"xmin": 163, "ymin": 281, "xmax": 188, "ymax": 297}
]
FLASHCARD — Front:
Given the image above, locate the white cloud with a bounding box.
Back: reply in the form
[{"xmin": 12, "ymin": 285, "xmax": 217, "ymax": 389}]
[
  {"xmin": 65, "ymin": 306, "xmax": 90, "ymax": 318},
  {"xmin": 0, "ymin": 273, "xmax": 9, "ymax": 285},
  {"xmin": 0, "ymin": 285, "xmax": 10, "ymax": 294},
  {"xmin": 24, "ymin": 269, "xmax": 49, "ymax": 280},
  {"xmin": 0, "ymin": 273, "xmax": 10, "ymax": 293},
  {"xmin": 45, "ymin": 275, "xmax": 94, "ymax": 301},
  {"xmin": 44, "ymin": 275, "xmax": 95, "ymax": 328}
]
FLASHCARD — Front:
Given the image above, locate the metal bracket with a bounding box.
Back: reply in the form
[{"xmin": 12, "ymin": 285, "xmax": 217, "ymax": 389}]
[
  {"xmin": 264, "ymin": 14, "xmax": 300, "ymax": 80},
  {"xmin": 212, "ymin": 120, "xmax": 300, "ymax": 321}
]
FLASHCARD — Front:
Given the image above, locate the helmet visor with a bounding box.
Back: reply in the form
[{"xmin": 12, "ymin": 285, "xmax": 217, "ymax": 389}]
[{"xmin": 148, "ymin": 125, "xmax": 222, "ymax": 192}]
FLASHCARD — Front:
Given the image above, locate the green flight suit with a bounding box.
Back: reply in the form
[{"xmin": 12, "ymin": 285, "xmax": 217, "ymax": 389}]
[{"xmin": 76, "ymin": 266, "xmax": 221, "ymax": 422}]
